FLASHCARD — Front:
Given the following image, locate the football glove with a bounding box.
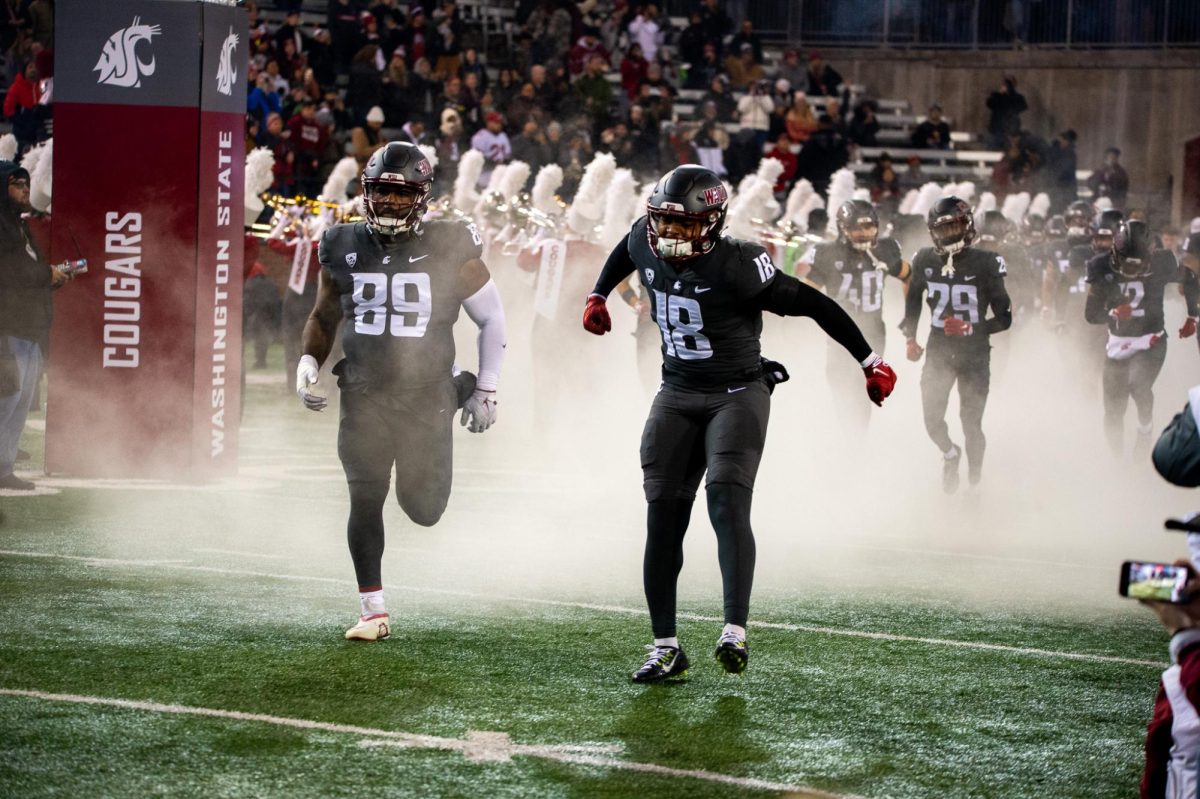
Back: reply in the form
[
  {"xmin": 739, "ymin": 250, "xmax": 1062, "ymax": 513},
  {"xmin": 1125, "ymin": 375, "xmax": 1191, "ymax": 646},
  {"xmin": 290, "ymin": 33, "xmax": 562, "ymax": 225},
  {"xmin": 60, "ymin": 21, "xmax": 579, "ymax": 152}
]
[
  {"xmin": 942, "ymin": 316, "xmax": 973, "ymax": 336},
  {"xmin": 582, "ymin": 293, "xmax": 612, "ymax": 335},
  {"xmin": 460, "ymin": 389, "xmax": 497, "ymax": 433},
  {"xmin": 295, "ymin": 354, "xmax": 327, "ymax": 411},
  {"xmin": 760, "ymin": 357, "xmax": 790, "ymax": 394},
  {"xmin": 1110, "ymin": 303, "xmax": 1134, "ymax": 321},
  {"xmin": 863, "ymin": 356, "xmax": 896, "ymax": 407},
  {"xmin": 905, "ymin": 337, "xmax": 924, "ymax": 362},
  {"xmin": 1181, "ymin": 317, "xmax": 1198, "ymax": 339}
]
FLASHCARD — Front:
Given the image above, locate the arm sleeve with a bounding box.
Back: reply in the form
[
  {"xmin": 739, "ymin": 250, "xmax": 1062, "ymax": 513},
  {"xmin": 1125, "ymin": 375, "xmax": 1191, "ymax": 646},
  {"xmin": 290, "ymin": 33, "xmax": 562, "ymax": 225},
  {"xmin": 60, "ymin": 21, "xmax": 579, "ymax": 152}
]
[
  {"xmin": 461, "ymin": 279, "xmax": 506, "ymax": 392},
  {"xmin": 756, "ymin": 272, "xmax": 873, "ymax": 362},
  {"xmin": 590, "ymin": 233, "xmax": 636, "ymax": 298},
  {"xmin": 984, "ymin": 260, "xmax": 1013, "ymax": 335}
]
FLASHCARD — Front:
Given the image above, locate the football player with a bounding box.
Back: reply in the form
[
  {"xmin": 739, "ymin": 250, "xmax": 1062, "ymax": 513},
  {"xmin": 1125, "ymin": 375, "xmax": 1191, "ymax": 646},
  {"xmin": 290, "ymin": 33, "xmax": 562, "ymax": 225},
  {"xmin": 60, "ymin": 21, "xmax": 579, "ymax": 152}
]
[
  {"xmin": 1085, "ymin": 220, "xmax": 1198, "ymax": 458},
  {"xmin": 581, "ymin": 165, "xmax": 897, "ymax": 682},
  {"xmin": 297, "ymin": 142, "xmax": 507, "ymax": 641},
  {"xmin": 1041, "ymin": 201, "xmax": 1094, "ymax": 328},
  {"xmin": 902, "ymin": 197, "xmax": 1012, "ymax": 493},
  {"xmin": 977, "ymin": 211, "xmax": 1035, "ymax": 325},
  {"xmin": 799, "ymin": 199, "xmax": 910, "ymax": 427}
]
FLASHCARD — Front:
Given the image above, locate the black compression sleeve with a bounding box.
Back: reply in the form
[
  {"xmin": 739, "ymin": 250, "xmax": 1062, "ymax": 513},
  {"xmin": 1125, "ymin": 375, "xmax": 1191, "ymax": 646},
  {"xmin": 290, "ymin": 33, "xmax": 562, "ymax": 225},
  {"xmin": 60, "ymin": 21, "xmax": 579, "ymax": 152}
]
[
  {"xmin": 757, "ymin": 273, "xmax": 873, "ymax": 362},
  {"xmin": 591, "ymin": 234, "xmax": 636, "ymax": 298}
]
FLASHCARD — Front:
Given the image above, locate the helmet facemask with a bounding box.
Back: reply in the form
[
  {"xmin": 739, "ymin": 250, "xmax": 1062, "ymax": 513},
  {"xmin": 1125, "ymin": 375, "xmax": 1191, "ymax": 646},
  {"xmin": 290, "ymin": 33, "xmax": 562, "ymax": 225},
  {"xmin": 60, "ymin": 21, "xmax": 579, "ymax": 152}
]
[
  {"xmin": 647, "ymin": 206, "xmax": 720, "ymax": 261},
  {"xmin": 931, "ymin": 216, "xmax": 971, "ymax": 256},
  {"xmin": 363, "ymin": 178, "xmax": 430, "ymax": 236},
  {"xmin": 842, "ymin": 219, "xmax": 879, "ymax": 252}
]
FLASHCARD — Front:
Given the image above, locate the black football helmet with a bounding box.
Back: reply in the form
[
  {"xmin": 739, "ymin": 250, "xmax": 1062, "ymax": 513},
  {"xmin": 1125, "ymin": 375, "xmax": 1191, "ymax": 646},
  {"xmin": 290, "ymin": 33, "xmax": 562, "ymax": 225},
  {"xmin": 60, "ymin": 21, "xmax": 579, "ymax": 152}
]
[
  {"xmin": 1113, "ymin": 219, "xmax": 1152, "ymax": 278},
  {"xmin": 646, "ymin": 165, "xmax": 728, "ymax": 261},
  {"xmin": 927, "ymin": 196, "xmax": 975, "ymax": 255},
  {"xmin": 836, "ymin": 199, "xmax": 879, "ymax": 251},
  {"xmin": 1022, "ymin": 213, "xmax": 1045, "ymax": 244},
  {"xmin": 1045, "ymin": 214, "xmax": 1068, "ymax": 240},
  {"xmin": 1065, "ymin": 200, "xmax": 1093, "ymax": 238},
  {"xmin": 361, "ymin": 141, "xmax": 434, "ymax": 236},
  {"xmin": 978, "ymin": 210, "xmax": 1010, "ymax": 244},
  {"xmin": 1092, "ymin": 208, "xmax": 1124, "ymax": 253}
]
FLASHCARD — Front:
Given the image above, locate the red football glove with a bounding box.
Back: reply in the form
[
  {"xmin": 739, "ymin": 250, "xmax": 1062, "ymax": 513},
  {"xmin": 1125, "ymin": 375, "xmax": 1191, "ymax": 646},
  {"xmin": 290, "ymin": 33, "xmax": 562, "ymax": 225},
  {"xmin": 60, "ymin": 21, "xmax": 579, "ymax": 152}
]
[
  {"xmin": 1181, "ymin": 317, "xmax": 1198, "ymax": 339},
  {"xmin": 905, "ymin": 338, "xmax": 924, "ymax": 362},
  {"xmin": 942, "ymin": 316, "xmax": 973, "ymax": 337},
  {"xmin": 863, "ymin": 357, "xmax": 897, "ymax": 407},
  {"xmin": 582, "ymin": 293, "xmax": 611, "ymax": 335},
  {"xmin": 1110, "ymin": 303, "xmax": 1134, "ymax": 321}
]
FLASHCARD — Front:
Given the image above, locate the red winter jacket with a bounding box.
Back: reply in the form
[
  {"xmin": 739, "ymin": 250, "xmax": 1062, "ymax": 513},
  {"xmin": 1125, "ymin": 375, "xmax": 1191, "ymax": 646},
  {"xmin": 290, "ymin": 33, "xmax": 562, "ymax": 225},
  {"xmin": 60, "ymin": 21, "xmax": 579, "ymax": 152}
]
[{"xmin": 1143, "ymin": 631, "xmax": 1200, "ymax": 798}]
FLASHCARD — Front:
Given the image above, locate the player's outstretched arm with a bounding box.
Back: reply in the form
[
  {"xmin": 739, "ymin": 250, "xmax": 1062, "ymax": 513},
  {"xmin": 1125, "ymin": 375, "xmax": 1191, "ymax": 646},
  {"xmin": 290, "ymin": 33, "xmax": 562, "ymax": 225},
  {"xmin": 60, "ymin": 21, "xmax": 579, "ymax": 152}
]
[
  {"xmin": 297, "ymin": 267, "xmax": 342, "ymax": 411},
  {"xmin": 1083, "ymin": 263, "xmax": 1115, "ymax": 325},
  {"xmin": 458, "ymin": 258, "xmax": 506, "ymax": 433},
  {"xmin": 584, "ymin": 234, "xmax": 637, "ymax": 335},
  {"xmin": 983, "ymin": 262, "xmax": 1013, "ymax": 334}
]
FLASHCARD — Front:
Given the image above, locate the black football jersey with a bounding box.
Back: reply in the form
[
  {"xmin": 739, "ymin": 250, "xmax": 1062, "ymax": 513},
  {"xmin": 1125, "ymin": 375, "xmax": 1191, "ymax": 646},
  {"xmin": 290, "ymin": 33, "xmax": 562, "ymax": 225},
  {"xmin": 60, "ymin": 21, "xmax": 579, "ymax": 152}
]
[
  {"xmin": 627, "ymin": 215, "xmax": 777, "ymax": 389},
  {"xmin": 901, "ymin": 246, "xmax": 1011, "ymax": 343},
  {"xmin": 978, "ymin": 240, "xmax": 1036, "ymax": 311},
  {"xmin": 801, "ymin": 237, "xmax": 904, "ymax": 320},
  {"xmin": 319, "ymin": 219, "xmax": 484, "ymax": 391},
  {"xmin": 1185, "ymin": 232, "xmax": 1200, "ymax": 260},
  {"xmin": 1085, "ymin": 249, "xmax": 1184, "ymax": 338}
]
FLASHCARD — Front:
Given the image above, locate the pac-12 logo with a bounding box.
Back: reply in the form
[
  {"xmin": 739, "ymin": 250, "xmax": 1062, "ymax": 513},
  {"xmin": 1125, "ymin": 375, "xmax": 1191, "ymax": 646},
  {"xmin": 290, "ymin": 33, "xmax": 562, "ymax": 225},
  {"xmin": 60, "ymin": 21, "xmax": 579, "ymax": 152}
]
[
  {"xmin": 94, "ymin": 17, "xmax": 162, "ymax": 88},
  {"xmin": 215, "ymin": 26, "xmax": 239, "ymax": 96}
]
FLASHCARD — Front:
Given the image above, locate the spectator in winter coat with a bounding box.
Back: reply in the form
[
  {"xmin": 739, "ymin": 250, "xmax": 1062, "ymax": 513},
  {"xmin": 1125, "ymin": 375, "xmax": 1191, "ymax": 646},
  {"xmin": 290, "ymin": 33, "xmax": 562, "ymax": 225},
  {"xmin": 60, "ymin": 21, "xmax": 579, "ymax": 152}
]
[
  {"xmin": 620, "ymin": 43, "xmax": 649, "ymax": 102},
  {"xmin": 1088, "ymin": 147, "xmax": 1130, "ymax": 210},
  {"xmin": 911, "ymin": 104, "xmax": 952, "ymax": 149},
  {"xmin": 806, "ymin": 51, "xmax": 842, "ymax": 97},
  {"xmin": 985, "ymin": 75, "xmax": 1026, "ymax": 149},
  {"xmin": 628, "ymin": 4, "xmax": 662, "ymax": 63},
  {"xmin": 471, "ymin": 111, "xmax": 512, "ymax": 187}
]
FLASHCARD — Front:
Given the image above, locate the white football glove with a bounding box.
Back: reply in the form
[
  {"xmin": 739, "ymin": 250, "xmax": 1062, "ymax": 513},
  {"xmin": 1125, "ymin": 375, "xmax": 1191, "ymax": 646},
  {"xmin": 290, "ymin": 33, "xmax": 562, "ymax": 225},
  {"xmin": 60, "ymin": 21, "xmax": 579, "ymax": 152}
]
[
  {"xmin": 460, "ymin": 389, "xmax": 497, "ymax": 433},
  {"xmin": 295, "ymin": 354, "xmax": 327, "ymax": 411}
]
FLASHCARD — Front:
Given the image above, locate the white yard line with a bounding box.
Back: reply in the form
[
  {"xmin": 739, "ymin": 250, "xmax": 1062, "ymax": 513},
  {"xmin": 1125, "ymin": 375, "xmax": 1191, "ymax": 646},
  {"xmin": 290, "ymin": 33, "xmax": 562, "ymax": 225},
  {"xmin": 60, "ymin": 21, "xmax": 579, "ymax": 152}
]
[
  {"xmin": 0, "ymin": 549, "xmax": 1165, "ymax": 668},
  {"xmin": 0, "ymin": 689, "xmax": 852, "ymax": 798}
]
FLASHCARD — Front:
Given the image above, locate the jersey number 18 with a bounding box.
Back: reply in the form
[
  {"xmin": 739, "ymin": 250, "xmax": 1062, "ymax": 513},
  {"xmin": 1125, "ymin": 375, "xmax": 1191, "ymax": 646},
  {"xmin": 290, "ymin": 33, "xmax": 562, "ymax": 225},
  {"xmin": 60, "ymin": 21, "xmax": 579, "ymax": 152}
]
[{"xmin": 653, "ymin": 289, "xmax": 712, "ymax": 360}]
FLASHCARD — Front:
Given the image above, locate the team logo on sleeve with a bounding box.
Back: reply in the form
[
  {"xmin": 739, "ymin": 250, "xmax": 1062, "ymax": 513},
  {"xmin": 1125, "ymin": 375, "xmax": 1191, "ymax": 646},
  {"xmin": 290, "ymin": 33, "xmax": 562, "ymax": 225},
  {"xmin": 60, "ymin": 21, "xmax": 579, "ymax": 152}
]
[
  {"xmin": 834, "ymin": 260, "xmax": 844, "ymax": 272},
  {"xmin": 645, "ymin": 268, "xmax": 655, "ymax": 284},
  {"xmin": 345, "ymin": 253, "xmax": 358, "ymax": 268},
  {"xmin": 702, "ymin": 186, "xmax": 728, "ymax": 206}
]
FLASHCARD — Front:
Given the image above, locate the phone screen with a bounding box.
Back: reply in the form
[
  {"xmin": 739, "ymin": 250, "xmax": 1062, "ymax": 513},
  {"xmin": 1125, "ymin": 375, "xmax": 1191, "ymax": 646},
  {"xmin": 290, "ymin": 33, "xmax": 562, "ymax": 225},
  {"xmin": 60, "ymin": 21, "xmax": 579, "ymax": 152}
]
[{"xmin": 1121, "ymin": 561, "xmax": 1191, "ymax": 602}]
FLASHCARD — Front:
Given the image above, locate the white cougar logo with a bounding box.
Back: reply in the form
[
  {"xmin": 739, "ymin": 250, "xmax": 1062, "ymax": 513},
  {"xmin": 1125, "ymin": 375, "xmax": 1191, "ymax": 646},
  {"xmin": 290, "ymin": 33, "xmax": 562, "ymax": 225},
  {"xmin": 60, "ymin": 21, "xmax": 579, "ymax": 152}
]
[
  {"xmin": 216, "ymin": 26, "xmax": 238, "ymax": 96},
  {"xmin": 94, "ymin": 17, "xmax": 162, "ymax": 88}
]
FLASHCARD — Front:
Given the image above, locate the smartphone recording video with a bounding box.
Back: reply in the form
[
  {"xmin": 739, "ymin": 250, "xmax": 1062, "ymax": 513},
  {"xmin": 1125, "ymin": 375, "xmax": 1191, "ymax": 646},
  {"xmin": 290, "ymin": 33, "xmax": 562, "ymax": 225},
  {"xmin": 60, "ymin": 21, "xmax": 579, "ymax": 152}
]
[{"xmin": 1119, "ymin": 560, "xmax": 1192, "ymax": 602}]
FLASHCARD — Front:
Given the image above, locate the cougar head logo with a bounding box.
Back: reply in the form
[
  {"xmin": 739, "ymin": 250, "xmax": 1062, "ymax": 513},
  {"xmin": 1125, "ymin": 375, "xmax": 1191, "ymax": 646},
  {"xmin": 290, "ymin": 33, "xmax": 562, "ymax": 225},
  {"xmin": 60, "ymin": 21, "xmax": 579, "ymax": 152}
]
[
  {"xmin": 216, "ymin": 26, "xmax": 239, "ymax": 96},
  {"xmin": 94, "ymin": 17, "xmax": 162, "ymax": 88}
]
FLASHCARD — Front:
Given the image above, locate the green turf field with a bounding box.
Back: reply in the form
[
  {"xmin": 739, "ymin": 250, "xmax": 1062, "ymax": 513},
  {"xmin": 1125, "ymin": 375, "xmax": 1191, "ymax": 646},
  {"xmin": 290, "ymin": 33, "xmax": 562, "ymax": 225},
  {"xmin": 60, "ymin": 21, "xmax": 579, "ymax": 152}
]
[{"xmin": 0, "ymin": 344, "xmax": 1186, "ymax": 798}]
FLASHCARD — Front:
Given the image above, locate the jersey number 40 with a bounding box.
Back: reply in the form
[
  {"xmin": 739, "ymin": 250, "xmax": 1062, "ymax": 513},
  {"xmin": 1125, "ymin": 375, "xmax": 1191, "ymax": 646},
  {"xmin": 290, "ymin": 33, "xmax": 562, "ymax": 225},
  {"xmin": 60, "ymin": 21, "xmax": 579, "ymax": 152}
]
[
  {"xmin": 653, "ymin": 289, "xmax": 712, "ymax": 360},
  {"xmin": 352, "ymin": 272, "xmax": 432, "ymax": 337}
]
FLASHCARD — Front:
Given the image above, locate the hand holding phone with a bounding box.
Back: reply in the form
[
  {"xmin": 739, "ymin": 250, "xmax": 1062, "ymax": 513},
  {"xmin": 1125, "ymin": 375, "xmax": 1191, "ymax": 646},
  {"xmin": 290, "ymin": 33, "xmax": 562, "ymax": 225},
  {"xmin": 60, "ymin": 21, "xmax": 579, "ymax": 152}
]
[{"xmin": 1119, "ymin": 560, "xmax": 1193, "ymax": 603}]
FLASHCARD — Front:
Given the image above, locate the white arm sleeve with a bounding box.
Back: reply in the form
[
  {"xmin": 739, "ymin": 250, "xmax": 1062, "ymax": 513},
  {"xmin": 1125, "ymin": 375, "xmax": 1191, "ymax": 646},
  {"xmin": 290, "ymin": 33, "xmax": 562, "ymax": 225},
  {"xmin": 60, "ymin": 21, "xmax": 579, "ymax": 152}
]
[{"xmin": 461, "ymin": 279, "xmax": 506, "ymax": 391}]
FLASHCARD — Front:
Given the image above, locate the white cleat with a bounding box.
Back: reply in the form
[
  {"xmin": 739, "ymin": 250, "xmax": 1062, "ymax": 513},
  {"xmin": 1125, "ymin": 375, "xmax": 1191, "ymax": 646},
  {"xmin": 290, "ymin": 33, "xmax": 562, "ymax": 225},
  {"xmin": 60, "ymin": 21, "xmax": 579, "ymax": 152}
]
[{"xmin": 345, "ymin": 613, "xmax": 390, "ymax": 641}]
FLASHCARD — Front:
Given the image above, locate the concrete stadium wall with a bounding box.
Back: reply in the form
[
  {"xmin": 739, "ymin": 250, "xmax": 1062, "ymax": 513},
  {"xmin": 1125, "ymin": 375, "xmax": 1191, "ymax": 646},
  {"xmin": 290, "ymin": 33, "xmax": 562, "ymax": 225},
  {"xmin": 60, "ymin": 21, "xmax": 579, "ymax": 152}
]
[{"xmin": 823, "ymin": 48, "xmax": 1200, "ymax": 223}]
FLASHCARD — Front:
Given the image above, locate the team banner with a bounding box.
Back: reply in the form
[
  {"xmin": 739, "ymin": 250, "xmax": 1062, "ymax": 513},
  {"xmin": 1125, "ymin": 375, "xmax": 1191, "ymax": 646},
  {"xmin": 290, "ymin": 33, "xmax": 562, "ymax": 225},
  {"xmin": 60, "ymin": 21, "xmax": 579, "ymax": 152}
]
[{"xmin": 47, "ymin": 0, "xmax": 245, "ymax": 479}]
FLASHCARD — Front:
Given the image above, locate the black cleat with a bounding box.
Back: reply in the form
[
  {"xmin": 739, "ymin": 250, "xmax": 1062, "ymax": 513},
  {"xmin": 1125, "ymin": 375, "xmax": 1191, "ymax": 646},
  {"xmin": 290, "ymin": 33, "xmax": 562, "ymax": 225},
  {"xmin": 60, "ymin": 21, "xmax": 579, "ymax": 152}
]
[
  {"xmin": 942, "ymin": 445, "xmax": 961, "ymax": 494},
  {"xmin": 714, "ymin": 631, "xmax": 749, "ymax": 675},
  {"xmin": 453, "ymin": 371, "xmax": 477, "ymax": 409},
  {"xmin": 0, "ymin": 473, "xmax": 35, "ymax": 491},
  {"xmin": 632, "ymin": 645, "xmax": 689, "ymax": 683}
]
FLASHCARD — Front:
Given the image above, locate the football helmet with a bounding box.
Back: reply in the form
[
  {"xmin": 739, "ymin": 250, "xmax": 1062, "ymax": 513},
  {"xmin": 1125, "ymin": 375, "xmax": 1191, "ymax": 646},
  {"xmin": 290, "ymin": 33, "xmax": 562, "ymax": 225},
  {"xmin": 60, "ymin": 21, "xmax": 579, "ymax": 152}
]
[
  {"xmin": 361, "ymin": 141, "xmax": 434, "ymax": 236},
  {"xmin": 646, "ymin": 165, "xmax": 728, "ymax": 261},
  {"xmin": 978, "ymin": 210, "xmax": 1010, "ymax": 244},
  {"xmin": 927, "ymin": 196, "xmax": 975, "ymax": 255},
  {"xmin": 1022, "ymin": 213, "xmax": 1046, "ymax": 244},
  {"xmin": 1065, "ymin": 201, "xmax": 1094, "ymax": 238},
  {"xmin": 1045, "ymin": 214, "xmax": 1068, "ymax": 240},
  {"xmin": 836, "ymin": 199, "xmax": 879, "ymax": 251},
  {"xmin": 1113, "ymin": 219, "xmax": 1152, "ymax": 278},
  {"xmin": 1092, "ymin": 208, "xmax": 1124, "ymax": 253}
]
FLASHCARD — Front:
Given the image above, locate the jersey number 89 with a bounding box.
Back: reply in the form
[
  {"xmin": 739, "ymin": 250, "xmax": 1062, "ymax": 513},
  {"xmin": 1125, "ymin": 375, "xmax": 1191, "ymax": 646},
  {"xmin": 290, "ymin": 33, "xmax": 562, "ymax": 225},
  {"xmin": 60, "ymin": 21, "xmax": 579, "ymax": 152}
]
[
  {"xmin": 351, "ymin": 272, "xmax": 432, "ymax": 337},
  {"xmin": 653, "ymin": 289, "xmax": 712, "ymax": 360}
]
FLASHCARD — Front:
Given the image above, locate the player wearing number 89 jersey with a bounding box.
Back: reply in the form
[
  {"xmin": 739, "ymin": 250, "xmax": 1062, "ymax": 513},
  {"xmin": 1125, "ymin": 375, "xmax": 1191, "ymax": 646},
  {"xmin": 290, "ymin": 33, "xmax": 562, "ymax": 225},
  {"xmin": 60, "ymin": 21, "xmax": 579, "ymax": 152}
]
[
  {"xmin": 902, "ymin": 196, "xmax": 1012, "ymax": 494},
  {"xmin": 800, "ymin": 199, "xmax": 909, "ymax": 427},
  {"xmin": 1085, "ymin": 219, "xmax": 1198, "ymax": 458},
  {"xmin": 582, "ymin": 165, "xmax": 896, "ymax": 681},
  {"xmin": 298, "ymin": 142, "xmax": 507, "ymax": 641}
]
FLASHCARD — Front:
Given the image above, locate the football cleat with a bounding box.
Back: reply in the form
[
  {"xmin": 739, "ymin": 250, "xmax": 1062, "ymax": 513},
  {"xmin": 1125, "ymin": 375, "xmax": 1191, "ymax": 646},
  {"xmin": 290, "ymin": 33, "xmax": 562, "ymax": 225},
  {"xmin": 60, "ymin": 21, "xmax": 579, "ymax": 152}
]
[
  {"xmin": 345, "ymin": 613, "xmax": 390, "ymax": 642},
  {"xmin": 632, "ymin": 645, "xmax": 689, "ymax": 683},
  {"xmin": 714, "ymin": 631, "xmax": 749, "ymax": 675},
  {"xmin": 942, "ymin": 444, "xmax": 962, "ymax": 494}
]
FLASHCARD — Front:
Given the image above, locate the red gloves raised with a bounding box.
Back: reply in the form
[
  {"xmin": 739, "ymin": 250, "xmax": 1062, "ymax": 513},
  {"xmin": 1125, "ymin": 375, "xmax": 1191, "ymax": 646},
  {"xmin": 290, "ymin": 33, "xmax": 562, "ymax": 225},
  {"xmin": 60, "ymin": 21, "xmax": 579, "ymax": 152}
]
[
  {"xmin": 1110, "ymin": 303, "xmax": 1134, "ymax": 321},
  {"xmin": 582, "ymin": 293, "xmax": 611, "ymax": 335},
  {"xmin": 905, "ymin": 338, "xmax": 924, "ymax": 362},
  {"xmin": 863, "ymin": 357, "xmax": 897, "ymax": 407}
]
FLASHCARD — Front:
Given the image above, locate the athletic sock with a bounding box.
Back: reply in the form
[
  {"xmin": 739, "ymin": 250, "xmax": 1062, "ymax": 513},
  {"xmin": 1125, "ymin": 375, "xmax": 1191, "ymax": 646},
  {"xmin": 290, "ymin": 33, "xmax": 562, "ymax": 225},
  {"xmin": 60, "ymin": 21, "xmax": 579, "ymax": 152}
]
[
  {"xmin": 359, "ymin": 589, "xmax": 386, "ymax": 618},
  {"xmin": 654, "ymin": 636, "xmax": 679, "ymax": 649},
  {"xmin": 721, "ymin": 624, "xmax": 746, "ymax": 640}
]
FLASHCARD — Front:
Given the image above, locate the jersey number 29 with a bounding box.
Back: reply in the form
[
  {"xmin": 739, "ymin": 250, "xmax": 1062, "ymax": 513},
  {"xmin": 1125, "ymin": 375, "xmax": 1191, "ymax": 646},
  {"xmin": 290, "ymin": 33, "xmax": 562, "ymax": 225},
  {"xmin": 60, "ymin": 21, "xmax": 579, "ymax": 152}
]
[
  {"xmin": 653, "ymin": 289, "xmax": 712, "ymax": 360},
  {"xmin": 351, "ymin": 272, "xmax": 432, "ymax": 337},
  {"xmin": 928, "ymin": 282, "xmax": 980, "ymax": 325}
]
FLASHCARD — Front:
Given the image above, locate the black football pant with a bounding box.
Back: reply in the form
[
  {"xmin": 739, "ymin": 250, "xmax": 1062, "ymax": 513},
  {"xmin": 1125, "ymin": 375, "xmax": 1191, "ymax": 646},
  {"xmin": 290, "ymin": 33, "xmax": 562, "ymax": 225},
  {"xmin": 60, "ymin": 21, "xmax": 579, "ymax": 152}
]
[
  {"xmin": 921, "ymin": 339, "xmax": 991, "ymax": 480},
  {"xmin": 337, "ymin": 381, "xmax": 457, "ymax": 591},
  {"xmin": 640, "ymin": 381, "xmax": 770, "ymax": 638},
  {"xmin": 1102, "ymin": 339, "xmax": 1167, "ymax": 455}
]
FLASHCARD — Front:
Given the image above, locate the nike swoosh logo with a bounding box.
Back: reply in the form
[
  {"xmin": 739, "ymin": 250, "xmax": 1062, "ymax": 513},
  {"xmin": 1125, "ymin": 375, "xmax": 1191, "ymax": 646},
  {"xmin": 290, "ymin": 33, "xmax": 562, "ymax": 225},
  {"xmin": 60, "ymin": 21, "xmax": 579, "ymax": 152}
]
[
  {"xmin": 695, "ymin": 287, "xmax": 712, "ymax": 293},
  {"xmin": 409, "ymin": 254, "xmax": 430, "ymax": 262},
  {"xmin": 727, "ymin": 386, "xmax": 747, "ymax": 393},
  {"xmin": 964, "ymin": 276, "xmax": 976, "ymax": 281}
]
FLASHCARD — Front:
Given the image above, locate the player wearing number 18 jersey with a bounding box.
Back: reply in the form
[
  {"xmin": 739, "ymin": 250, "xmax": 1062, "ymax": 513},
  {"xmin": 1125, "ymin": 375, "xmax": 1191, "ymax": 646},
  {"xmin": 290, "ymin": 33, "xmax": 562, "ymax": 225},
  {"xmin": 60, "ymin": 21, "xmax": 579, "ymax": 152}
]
[
  {"xmin": 582, "ymin": 165, "xmax": 897, "ymax": 682},
  {"xmin": 800, "ymin": 199, "xmax": 909, "ymax": 426},
  {"xmin": 902, "ymin": 196, "xmax": 1012, "ymax": 494},
  {"xmin": 297, "ymin": 142, "xmax": 507, "ymax": 641}
]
